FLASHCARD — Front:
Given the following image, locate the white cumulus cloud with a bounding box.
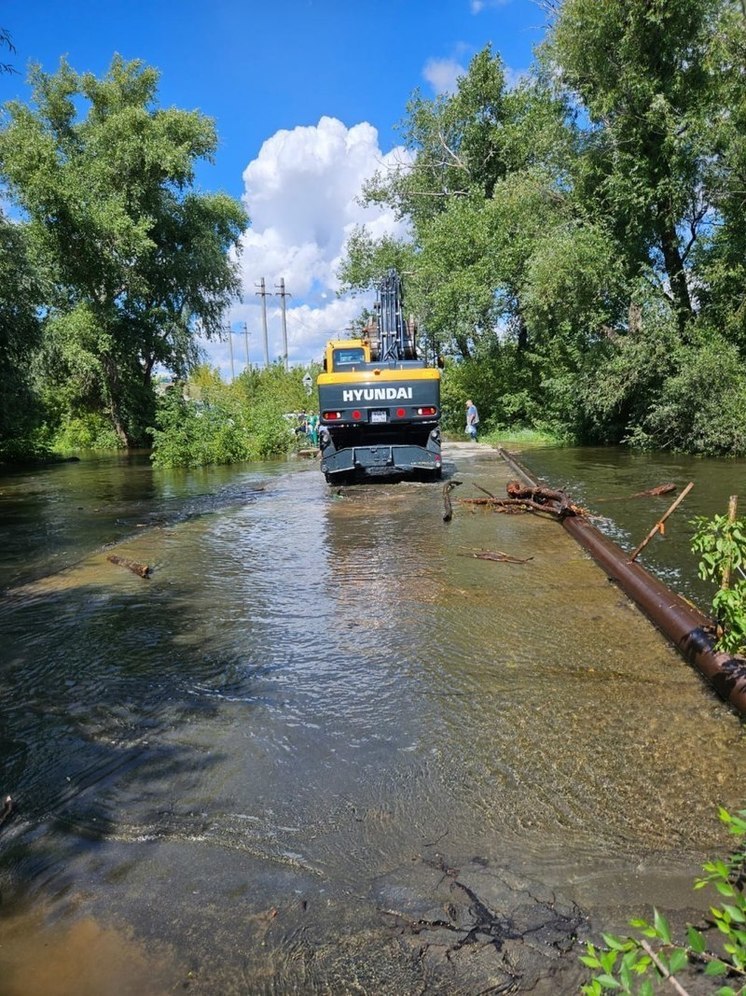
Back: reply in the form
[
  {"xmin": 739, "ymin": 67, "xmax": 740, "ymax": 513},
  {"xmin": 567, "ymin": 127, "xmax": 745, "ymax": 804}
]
[
  {"xmin": 422, "ymin": 57, "xmax": 466, "ymax": 95},
  {"xmin": 202, "ymin": 116, "xmax": 411, "ymax": 376},
  {"xmin": 470, "ymin": 0, "xmax": 513, "ymax": 12}
]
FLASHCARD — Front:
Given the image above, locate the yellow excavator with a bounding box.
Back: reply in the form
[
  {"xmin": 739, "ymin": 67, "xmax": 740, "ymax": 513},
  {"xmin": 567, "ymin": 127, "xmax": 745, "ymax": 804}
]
[{"xmin": 316, "ymin": 269, "xmax": 441, "ymax": 484}]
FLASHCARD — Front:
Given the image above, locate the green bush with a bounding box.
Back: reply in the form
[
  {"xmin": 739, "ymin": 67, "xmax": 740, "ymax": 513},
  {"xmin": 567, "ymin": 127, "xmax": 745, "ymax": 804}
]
[
  {"xmin": 691, "ymin": 509, "xmax": 746, "ymax": 655},
  {"xmin": 625, "ymin": 336, "xmax": 746, "ymax": 456},
  {"xmin": 580, "ymin": 808, "xmax": 746, "ymax": 995},
  {"xmin": 440, "ymin": 347, "xmax": 546, "ymax": 436},
  {"xmin": 149, "ymin": 364, "xmax": 307, "ymax": 468},
  {"xmin": 51, "ymin": 413, "xmax": 123, "ymax": 454},
  {"xmin": 149, "ymin": 390, "xmax": 254, "ymax": 469}
]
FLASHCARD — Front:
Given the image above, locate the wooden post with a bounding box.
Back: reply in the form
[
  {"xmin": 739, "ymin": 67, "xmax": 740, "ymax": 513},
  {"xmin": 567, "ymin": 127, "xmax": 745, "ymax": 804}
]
[
  {"xmin": 628, "ymin": 481, "xmax": 695, "ymax": 562},
  {"xmin": 721, "ymin": 494, "xmax": 739, "ymax": 591}
]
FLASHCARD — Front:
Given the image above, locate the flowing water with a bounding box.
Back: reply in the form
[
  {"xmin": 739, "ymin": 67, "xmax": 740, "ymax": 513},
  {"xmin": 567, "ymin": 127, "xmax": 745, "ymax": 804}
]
[
  {"xmin": 522, "ymin": 445, "xmax": 746, "ymax": 607},
  {"xmin": 0, "ymin": 444, "xmax": 743, "ymax": 994}
]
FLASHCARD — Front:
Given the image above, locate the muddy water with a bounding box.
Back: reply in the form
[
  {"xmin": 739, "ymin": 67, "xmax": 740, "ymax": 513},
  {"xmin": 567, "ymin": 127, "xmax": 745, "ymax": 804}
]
[{"xmin": 0, "ymin": 444, "xmax": 743, "ymax": 994}]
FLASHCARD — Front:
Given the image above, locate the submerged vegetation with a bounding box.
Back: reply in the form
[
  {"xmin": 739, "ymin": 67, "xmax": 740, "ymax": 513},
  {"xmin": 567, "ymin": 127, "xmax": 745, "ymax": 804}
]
[{"xmin": 2, "ymin": 2, "xmax": 746, "ymax": 464}]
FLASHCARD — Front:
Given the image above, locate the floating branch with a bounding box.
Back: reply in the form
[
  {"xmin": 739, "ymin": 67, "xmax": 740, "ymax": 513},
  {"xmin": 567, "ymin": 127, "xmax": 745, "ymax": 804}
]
[
  {"xmin": 595, "ymin": 482, "xmax": 678, "ymax": 502},
  {"xmin": 461, "ymin": 550, "xmax": 534, "ymax": 564},
  {"xmin": 632, "ymin": 483, "xmax": 677, "ymax": 498},
  {"xmin": 628, "ymin": 481, "xmax": 695, "ymax": 562},
  {"xmin": 106, "ymin": 554, "xmax": 151, "ymax": 578},
  {"xmin": 442, "ymin": 479, "xmax": 462, "ymax": 522}
]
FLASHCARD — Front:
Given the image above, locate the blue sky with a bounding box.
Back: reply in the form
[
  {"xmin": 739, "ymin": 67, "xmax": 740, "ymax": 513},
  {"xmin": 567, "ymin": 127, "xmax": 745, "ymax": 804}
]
[{"xmin": 1, "ymin": 0, "xmax": 549, "ymax": 375}]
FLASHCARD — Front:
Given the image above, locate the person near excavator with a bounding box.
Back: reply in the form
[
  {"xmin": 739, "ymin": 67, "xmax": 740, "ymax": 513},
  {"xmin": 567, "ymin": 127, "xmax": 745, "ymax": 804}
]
[{"xmin": 465, "ymin": 399, "xmax": 479, "ymax": 440}]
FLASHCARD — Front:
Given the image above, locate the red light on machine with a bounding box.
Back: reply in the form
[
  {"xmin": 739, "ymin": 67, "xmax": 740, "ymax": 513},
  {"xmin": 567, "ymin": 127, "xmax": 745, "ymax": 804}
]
[
  {"xmin": 396, "ymin": 407, "xmax": 406, "ymax": 418},
  {"xmin": 417, "ymin": 406, "xmax": 437, "ymax": 416},
  {"xmin": 352, "ymin": 409, "xmax": 362, "ymax": 420},
  {"xmin": 323, "ymin": 411, "xmax": 342, "ymax": 420}
]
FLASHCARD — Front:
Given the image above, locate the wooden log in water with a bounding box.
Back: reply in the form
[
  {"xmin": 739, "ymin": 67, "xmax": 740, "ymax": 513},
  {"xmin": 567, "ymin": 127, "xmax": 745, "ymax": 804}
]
[
  {"xmin": 459, "ymin": 481, "xmax": 587, "ymax": 519},
  {"xmin": 106, "ymin": 554, "xmax": 151, "ymax": 578},
  {"xmin": 632, "ymin": 483, "xmax": 677, "ymax": 498},
  {"xmin": 596, "ymin": 483, "xmax": 678, "ymax": 502},
  {"xmin": 505, "ymin": 481, "xmax": 586, "ymax": 516},
  {"xmin": 442, "ymin": 480, "xmax": 462, "ymax": 522},
  {"xmin": 466, "ymin": 550, "xmax": 534, "ymax": 564}
]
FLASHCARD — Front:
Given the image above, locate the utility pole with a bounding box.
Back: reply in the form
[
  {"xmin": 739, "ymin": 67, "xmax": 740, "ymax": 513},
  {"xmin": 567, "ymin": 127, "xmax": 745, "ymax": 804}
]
[
  {"xmin": 241, "ymin": 322, "xmax": 249, "ymax": 370},
  {"xmin": 275, "ymin": 277, "xmax": 290, "ymax": 371},
  {"xmin": 255, "ymin": 278, "xmax": 270, "ymax": 367},
  {"xmin": 226, "ymin": 326, "xmax": 235, "ymax": 382}
]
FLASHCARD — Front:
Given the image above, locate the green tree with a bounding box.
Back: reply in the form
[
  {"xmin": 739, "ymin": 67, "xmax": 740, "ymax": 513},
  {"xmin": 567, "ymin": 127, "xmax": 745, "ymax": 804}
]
[
  {"xmin": 339, "ymin": 49, "xmax": 580, "ymax": 362},
  {"xmin": 545, "ymin": 0, "xmax": 721, "ymax": 338},
  {"xmin": 694, "ymin": 4, "xmax": 746, "ymax": 356},
  {"xmin": 0, "ymin": 212, "xmax": 44, "ymax": 459},
  {"xmin": 0, "ymin": 55, "xmax": 247, "ymax": 447},
  {"xmin": 338, "ymin": 9, "xmax": 746, "ymax": 455},
  {"xmin": 339, "ymin": 47, "xmax": 625, "ymax": 434}
]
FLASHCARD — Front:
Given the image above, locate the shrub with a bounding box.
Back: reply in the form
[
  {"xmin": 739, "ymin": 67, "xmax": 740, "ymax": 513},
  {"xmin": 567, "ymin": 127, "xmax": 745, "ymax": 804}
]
[
  {"xmin": 149, "ymin": 364, "xmax": 307, "ymax": 468},
  {"xmin": 625, "ymin": 336, "xmax": 746, "ymax": 456},
  {"xmin": 51, "ymin": 413, "xmax": 123, "ymax": 454},
  {"xmin": 580, "ymin": 808, "xmax": 746, "ymax": 995},
  {"xmin": 691, "ymin": 508, "xmax": 746, "ymax": 655}
]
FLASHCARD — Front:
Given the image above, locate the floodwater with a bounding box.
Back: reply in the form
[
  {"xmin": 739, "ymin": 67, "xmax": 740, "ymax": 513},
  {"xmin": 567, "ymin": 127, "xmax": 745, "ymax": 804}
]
[
  {"xmin": 0, "ymin": 443, "xmax": 743, "ymax": 994},
  {"xmin": 523, "ymin": 445, "xmax": 746, "ymax": 607}
]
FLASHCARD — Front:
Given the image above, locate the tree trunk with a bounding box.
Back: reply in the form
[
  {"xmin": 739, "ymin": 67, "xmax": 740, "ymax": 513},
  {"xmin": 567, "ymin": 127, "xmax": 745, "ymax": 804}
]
[
  {"xmin": 103, "ymin": 355, "xmax": 135, "ymax": 448},
  {"xmin": 516, "ymin": 312, "xmax": 528, "ymax": 352},
  {"xmin": 658, "ymin": 216, "xmax": 694, "ymax": 340},
  {"xmin": 455, "ymin": 333, "xmax": 471, "ymax": 359}
]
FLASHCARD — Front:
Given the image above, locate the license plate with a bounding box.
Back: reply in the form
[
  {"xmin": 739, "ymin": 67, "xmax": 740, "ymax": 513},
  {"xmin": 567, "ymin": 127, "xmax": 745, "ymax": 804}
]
[{"xmin": 370, "ymin": 410, "xmax": 387, "ymax": 423}]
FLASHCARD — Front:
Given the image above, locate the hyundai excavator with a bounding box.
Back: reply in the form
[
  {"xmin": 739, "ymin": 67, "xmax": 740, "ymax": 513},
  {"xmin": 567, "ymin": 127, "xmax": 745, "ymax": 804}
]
[{"xmin": 316, "ymin": 269, "xmax": 441, "ymax": 484}]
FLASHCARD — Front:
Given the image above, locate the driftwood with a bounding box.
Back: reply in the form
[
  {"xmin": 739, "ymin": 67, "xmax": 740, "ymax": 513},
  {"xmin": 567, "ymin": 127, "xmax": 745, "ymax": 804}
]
[
  {"xmin": 459, "ymin": 481, "xmax": 586, "ymax": 520},
  {"xmin": 628, "ymin": 481, "xmax": 695, "ymax": 562},
  {"xmin": 462, "ymin": 550, "xmax": 534, "ymax": 564},
  {"xmin": 596, "ymin": 482, "xmax": 678, "ymax": 501},
  {"xmin": 442, "ymin": 480, "xmax": 462, "ymax": 522},
  {"xmin": 106, "ymin": 554, "xmax": 151, "ymax": 578},
  {"xmin": 632, "ymin": 483, "xmax": 677, "ymax": 498}
]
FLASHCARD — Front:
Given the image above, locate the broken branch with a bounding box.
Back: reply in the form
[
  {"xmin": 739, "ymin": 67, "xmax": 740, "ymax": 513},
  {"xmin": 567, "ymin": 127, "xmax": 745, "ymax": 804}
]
[
  {"xmin": 462, "ymin": 550, "xmax": 534, "ymax": 564},
  {"xmin": 106, "ymin": 554, "xmax": 151, "ymax": 578},
  {"xmin": 459, "ymin": 481, "xmax": 586, "ymax": 520},
  {"xmin": 442, "ymin": 480, "xmax": 462, "ymax": 522},
  {"xmin": 628, "ymin": 481, "xmax": 695, "ymax": 562}
]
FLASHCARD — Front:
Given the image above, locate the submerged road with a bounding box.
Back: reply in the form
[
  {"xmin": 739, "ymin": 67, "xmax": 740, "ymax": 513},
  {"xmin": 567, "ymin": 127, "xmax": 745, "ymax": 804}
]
[{"xmin": 0, "ymin": 442, "xmax": 743, "ymax": 994}]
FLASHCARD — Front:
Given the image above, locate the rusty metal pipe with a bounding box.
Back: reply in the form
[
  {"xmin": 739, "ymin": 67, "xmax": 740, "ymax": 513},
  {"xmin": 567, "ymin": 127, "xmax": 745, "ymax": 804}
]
[{"xmin": 498, "ymin": 449, "xmax": 746, "ymax": 715}]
